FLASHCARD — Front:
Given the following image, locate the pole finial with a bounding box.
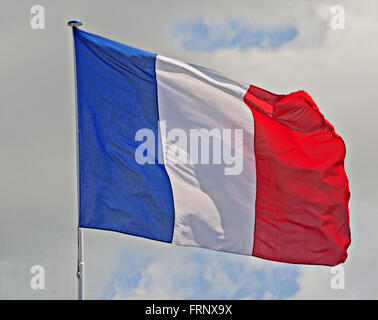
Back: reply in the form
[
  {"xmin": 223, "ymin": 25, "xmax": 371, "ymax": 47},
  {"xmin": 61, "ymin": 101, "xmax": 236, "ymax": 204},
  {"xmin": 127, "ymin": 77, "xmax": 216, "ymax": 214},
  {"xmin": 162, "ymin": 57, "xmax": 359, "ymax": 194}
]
[{"xmin": 68, "ymin": 20, "xmax": 83, "ymax": 27}]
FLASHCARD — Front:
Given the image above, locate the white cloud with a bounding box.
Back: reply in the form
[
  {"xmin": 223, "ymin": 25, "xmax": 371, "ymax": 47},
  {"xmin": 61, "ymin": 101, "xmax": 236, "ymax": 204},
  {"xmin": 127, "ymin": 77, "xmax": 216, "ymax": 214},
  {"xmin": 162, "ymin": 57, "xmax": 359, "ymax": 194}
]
[
  {"xmin": 98, "ymin": 245, "xmax": 299, "ymax": 300},
  {"xmin": 171, "ymin": 18, "xmax": 298, "ymax": 51}
]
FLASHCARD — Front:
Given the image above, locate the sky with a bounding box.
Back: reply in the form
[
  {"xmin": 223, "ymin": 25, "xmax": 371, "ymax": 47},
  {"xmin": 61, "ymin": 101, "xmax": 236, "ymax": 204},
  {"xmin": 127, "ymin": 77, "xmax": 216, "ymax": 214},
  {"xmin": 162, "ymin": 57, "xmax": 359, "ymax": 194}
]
[{"xmin": 1, "ymin": 0, "xmax": 378, "ymax": 299}]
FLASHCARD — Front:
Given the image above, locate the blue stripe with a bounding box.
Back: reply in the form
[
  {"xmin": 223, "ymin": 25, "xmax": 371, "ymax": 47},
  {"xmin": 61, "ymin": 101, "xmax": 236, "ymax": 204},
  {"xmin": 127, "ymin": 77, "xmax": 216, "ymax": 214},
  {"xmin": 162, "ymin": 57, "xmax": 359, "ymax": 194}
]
[{"xmin": 74, "ymin": 28, "xmax": 175, "ymax": 242}]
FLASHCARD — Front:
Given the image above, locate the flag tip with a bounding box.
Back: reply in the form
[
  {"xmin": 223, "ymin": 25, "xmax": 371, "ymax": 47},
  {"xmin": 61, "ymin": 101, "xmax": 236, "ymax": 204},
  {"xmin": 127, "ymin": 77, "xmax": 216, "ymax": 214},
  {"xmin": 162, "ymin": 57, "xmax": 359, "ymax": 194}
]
[{"xmin": 67, "ymin": 20, "xmax": 83, "ymax": 27}]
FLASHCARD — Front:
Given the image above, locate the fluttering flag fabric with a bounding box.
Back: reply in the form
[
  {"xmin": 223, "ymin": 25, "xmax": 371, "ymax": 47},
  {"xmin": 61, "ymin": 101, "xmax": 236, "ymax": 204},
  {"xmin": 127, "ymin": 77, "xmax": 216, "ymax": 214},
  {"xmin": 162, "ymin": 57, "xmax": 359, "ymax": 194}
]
[{"xmin": 73, "ymin": 27, "xmax": 351, "ymax": 266}]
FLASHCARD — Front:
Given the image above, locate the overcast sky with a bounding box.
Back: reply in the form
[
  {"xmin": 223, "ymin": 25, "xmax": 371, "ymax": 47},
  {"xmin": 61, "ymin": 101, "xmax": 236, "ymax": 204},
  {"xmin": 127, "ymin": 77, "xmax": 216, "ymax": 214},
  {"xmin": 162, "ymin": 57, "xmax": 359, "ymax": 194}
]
[{"xmin": 1, "ymin": 0, "xmax": 378, "ymax": 299}]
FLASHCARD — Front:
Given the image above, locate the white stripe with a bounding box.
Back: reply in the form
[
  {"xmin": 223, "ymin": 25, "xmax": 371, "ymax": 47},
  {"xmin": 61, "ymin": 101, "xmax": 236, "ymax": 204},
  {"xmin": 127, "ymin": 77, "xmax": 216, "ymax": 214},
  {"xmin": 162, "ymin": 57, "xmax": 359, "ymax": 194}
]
[{"xmin": 156, "ymin": 55, "xmax": 256, "ymax": 255}]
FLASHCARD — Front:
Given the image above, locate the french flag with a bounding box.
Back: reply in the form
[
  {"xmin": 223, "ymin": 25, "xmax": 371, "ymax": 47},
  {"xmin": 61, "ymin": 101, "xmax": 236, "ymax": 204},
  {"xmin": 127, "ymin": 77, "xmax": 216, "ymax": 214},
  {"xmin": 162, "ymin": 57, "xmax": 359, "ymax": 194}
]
[{"xmin": 73, "ymin": 27, "xmax": 351, "ymax": 266}]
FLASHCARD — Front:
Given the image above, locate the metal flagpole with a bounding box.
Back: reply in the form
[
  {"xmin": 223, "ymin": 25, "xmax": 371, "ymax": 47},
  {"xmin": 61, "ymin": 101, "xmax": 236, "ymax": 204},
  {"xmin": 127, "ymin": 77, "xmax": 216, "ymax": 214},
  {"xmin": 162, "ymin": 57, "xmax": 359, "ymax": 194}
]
[
  {"xmin": 68, "ymin": 19, "xmax": 84, "ymax": 300},
  {"xmin": 77, "ymin": 226, "xmax": 84, "ymax": 300}
]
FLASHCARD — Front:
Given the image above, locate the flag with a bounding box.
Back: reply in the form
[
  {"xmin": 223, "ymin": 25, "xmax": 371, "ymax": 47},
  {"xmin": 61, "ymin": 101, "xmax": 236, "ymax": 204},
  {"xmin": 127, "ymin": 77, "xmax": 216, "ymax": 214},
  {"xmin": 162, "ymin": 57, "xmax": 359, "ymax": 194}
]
[{"xmin": 73, "ymin": 27, "xmax": 351, "ymax": 266}]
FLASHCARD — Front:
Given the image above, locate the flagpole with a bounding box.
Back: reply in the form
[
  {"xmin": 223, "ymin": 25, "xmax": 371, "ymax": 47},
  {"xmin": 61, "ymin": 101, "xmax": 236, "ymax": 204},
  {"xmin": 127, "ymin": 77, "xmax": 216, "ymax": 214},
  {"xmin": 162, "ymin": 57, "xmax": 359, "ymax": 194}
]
[
  {"xmin": 77, "ymin": 226, "xmax": 84, "ymax": 300},
  {"xmin": 68, "ymin": 19, "xmax": 84, "ymax": 300}
]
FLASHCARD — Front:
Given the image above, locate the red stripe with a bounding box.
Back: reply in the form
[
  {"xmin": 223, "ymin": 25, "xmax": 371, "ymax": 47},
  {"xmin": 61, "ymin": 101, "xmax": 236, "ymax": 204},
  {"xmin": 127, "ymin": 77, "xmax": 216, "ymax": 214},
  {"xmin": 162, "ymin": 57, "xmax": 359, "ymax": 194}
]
[{"xmin": 244, "ymin": 85, "xmax": 351, "ymax": 266}]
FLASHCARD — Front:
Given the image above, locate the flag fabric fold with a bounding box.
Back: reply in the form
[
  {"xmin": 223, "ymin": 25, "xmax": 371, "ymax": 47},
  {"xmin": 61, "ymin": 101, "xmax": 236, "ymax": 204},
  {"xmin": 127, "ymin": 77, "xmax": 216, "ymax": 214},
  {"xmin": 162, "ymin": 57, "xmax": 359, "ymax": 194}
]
[{"xmin": 73, "ymin": 27, "xmax": 351, "ymax": 266}]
